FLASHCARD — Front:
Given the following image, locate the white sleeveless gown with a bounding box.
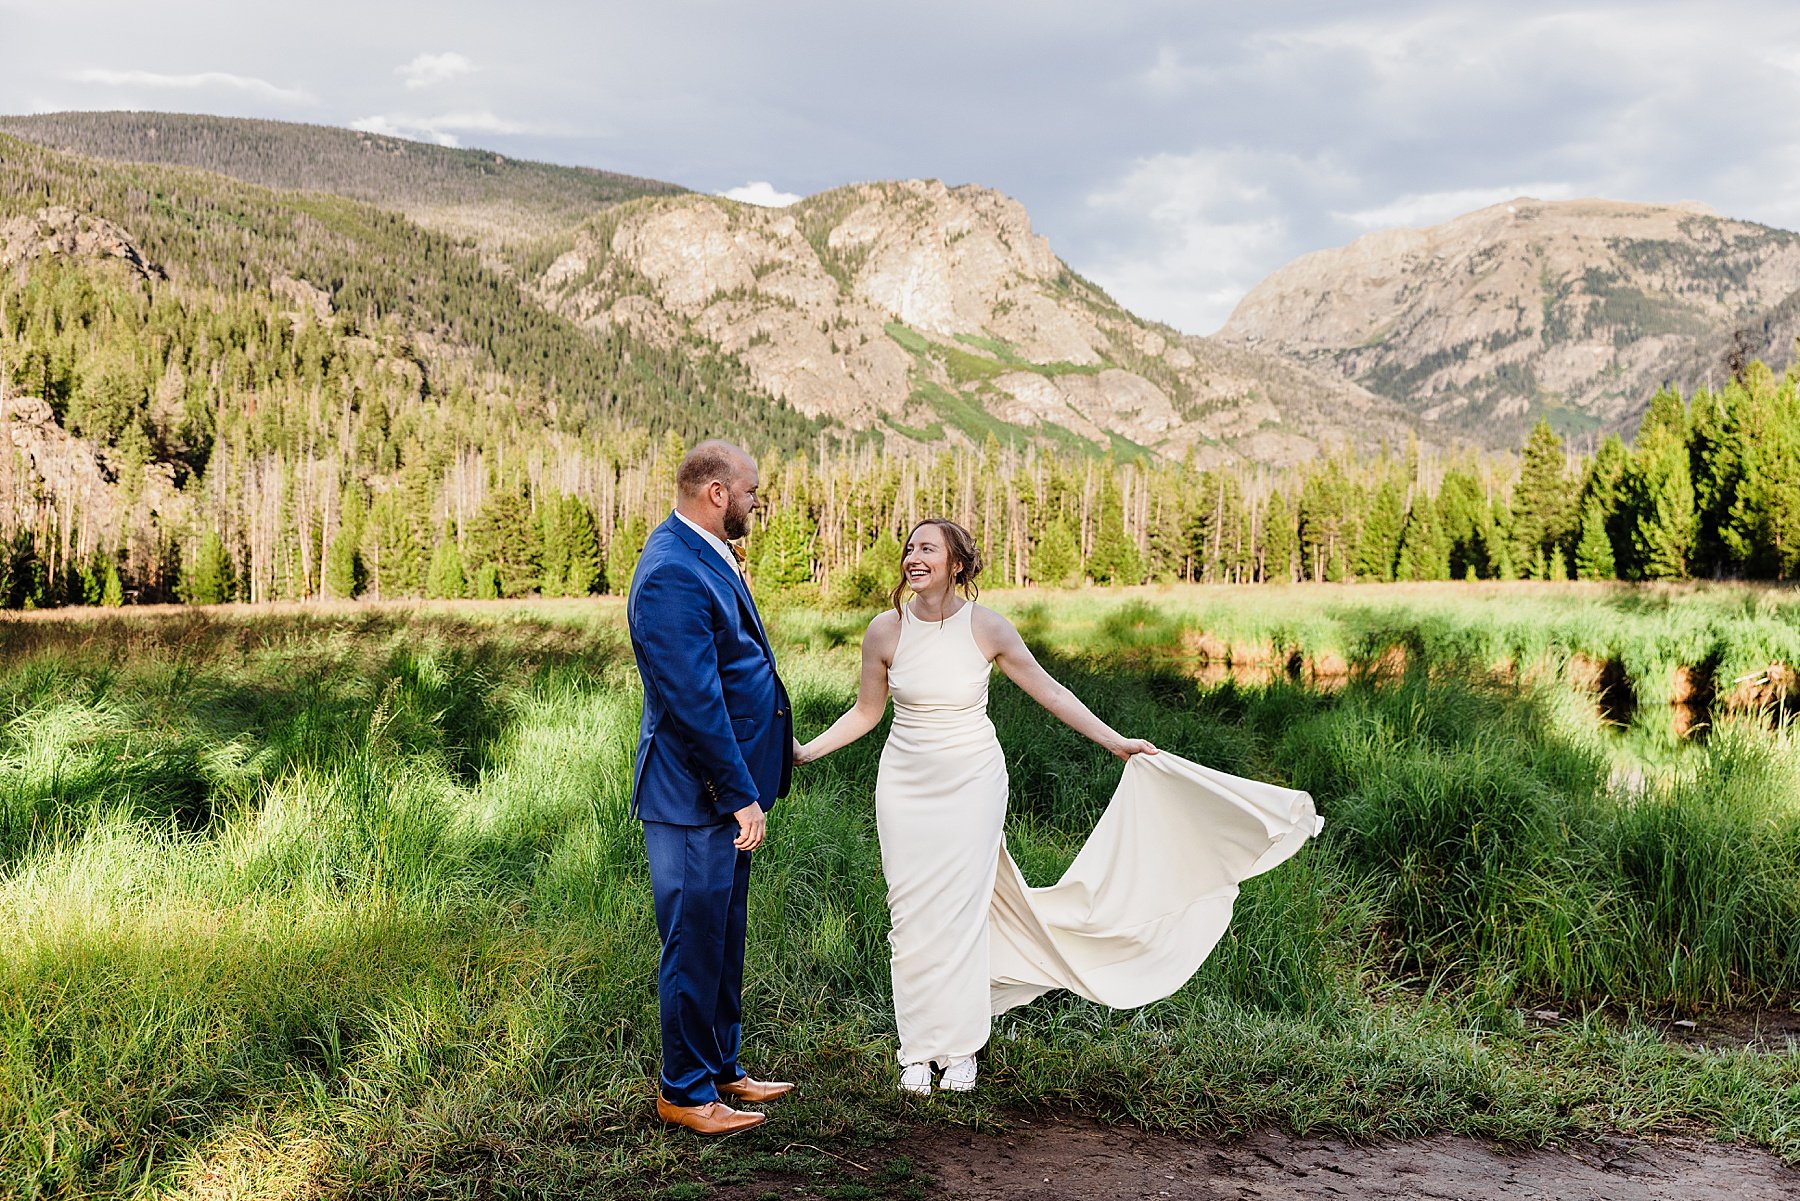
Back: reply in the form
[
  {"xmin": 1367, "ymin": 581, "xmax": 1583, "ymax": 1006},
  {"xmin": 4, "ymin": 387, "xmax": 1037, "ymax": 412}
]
[{"xmin": 875, "ymin": 601, "xmax": 1324, "ymax": 1067}]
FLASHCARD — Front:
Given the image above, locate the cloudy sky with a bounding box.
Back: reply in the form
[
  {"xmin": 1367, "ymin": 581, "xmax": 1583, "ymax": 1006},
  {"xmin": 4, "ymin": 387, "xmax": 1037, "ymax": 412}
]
[{"xmin": 5, "ymin": 1, "xmax": 1799, "ymax": 333}]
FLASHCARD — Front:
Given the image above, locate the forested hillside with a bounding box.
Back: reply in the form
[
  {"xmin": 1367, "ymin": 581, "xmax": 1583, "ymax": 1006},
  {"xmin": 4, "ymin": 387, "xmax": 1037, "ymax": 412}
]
[
  {"xmin": 0, "ymin": 132, "xmax": 820, "ymax": 604},
  {"xmin": 0, "ymin": 111, "xmax": 684, "ymax": 243}
]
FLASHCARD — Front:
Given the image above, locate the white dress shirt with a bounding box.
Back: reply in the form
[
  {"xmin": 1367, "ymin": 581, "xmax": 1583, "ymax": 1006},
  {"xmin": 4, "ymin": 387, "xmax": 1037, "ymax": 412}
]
[{"xmin": 674, "ymin": 509, "xmax": 744, "ymax": 580}]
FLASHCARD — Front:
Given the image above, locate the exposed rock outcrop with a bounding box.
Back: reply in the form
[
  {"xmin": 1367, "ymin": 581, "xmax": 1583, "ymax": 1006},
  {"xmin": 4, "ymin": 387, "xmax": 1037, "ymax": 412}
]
[
  {"xmin": 1218, "ymin": 198, "xmax": 1800, "ymax": 444},
  {"xmin": 537, "ymin": 181, "xmax": 1419, "ymax": 464},
  {"xmin": 0, "ymin": 205, "xmax": 165, "ymax": 281}
]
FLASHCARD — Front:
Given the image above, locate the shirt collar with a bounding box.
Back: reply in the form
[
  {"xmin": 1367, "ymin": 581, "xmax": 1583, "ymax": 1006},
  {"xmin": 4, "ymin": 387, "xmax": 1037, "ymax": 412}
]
[{"xmin": 673, "ymin": 509, "xmax": 740, "ymax": 574}]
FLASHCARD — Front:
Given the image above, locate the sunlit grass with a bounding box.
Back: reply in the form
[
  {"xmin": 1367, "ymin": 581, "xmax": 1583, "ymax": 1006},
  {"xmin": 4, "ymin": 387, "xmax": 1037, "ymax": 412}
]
[{"xmin": 2, "ymin": 587, "xmax": 1798, "ymax": 1197}]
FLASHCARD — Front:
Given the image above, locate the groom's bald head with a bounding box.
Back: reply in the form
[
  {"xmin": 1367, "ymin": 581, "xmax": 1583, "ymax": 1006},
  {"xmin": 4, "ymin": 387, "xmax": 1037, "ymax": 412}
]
[
  {"xmin": 675, "ymin": 440, "xmax": 760, "ymax": 541},
  {"xmin": 677, "ymin": 440, "xmax": 755, "ymax": 500}
]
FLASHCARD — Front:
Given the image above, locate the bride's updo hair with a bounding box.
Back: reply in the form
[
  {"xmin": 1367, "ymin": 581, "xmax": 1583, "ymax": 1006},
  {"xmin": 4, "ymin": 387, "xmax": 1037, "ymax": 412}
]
[{"xmin": 891, "ymin": 518, "xmax": 982, "ymax": 614}]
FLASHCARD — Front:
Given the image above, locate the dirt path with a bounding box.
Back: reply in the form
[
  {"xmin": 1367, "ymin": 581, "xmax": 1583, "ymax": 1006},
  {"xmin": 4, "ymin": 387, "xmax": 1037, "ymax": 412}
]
[
  {"xmin": 714, "ymin": 1116, "xmax": 1800, "ymax": 1200},
  {"xmin": 907, "ymin": 1118, "xmax": 1799, "ymax": 1200}
]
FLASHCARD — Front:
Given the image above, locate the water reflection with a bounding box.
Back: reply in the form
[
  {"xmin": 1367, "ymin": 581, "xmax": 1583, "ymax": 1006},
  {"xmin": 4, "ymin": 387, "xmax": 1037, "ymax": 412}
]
[{"xmin": 1175, "ymin": 632, "xmax": 1793, "ymax": 742}]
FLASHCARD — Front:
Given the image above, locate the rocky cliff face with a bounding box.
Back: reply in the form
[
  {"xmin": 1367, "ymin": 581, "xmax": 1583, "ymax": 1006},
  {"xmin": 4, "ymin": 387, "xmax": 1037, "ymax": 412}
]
[
  {"xmin": 1217, "ymin": 198, "xmax": 1800, "ymax": 444},
  {"xmin": 536, "ymin": 180, "xmax": 1419, "ymax": 465}
]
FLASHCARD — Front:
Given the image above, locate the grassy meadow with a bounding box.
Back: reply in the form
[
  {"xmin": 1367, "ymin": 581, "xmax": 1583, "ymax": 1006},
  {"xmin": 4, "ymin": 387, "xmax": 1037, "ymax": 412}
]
[{"xmin": 3, "ymin": 582, "xmax": 1800, "ymax": 1198}]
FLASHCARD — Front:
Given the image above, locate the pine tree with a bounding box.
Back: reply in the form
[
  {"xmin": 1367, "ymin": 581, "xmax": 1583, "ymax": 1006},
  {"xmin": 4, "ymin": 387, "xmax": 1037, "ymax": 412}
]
[
  {"xmin": 753, "ymin": 503, "xmax": 816, "ymax": 591},
  {"xmin": 1144, "ymin": 469, "xmax": 1190, "ymax": 582},
  {"xmin": 6, "ymin": 532, "xmax": 48, "ymax": 610},
  {"xmin": 1085, "ymin": 470, "xmax": 1142, "ymax": 585},
  {"xmin": 1261, "ymin": 492, "xmax": 1297, "ymax": 583},
  {"xmin": 368, "ymin": 477, "xmax": 426, "ymax": 599},
  {"xmin": 831, "ymin": 527, "xmax": 902, "ymax": 607},
  {"xmin": 1724, "ymin": 369, "xmax": 1800, "ymax": 577},
  {"xmin": 187, "ymin": 530, "xmax": 231, "ymax": 604},
  {"xmin": 1619, "ymin": 389, "xmax": 1696, "ymax": 580},
  {"xmin": 560, "ymin": 495, "xmax": 602, "ymax": 595},
  {"xmin": 1510, "ymin": 419, "xmax": 1576, "ymax": 578},
  {"xmin": 1578, "ymin": 433, "xmax": 1630, "ymax": 579},
  {"xmin": 1396, "ymin": 495, "xmax": 1449, "ymax": 581},
  {"xmin": 466, "ymin": 488, "xmax": 541, "ymax": 598},
  {"xmin": 324, "ymin": 481, "xmax": 367, "ymax": 599},
  {"xmin": 538, "ymin": 491, "xmax": 572, "ymax": 598},
  {"xmin": 425, "ymin": 532, "xmax": 465, "ymax": 599},
  {"xmin": 1688, "ymin": 367, "xmax": 1771, "ymax": 576},
  {"xmin": 322, "ymin": 530, "xmax": 360, "ymax": 599},
  {"xmin": 1489, "ymin": 499, "xmax": 1517, "ymax": 580},
  {"xmin": 1492, "ymin": 536, "xmax": 1518, "ymax": 579},
  {"xmin": 101, "ymin": 561, "xmax": 124, "ymax": 607},
  {"xmin": 1297, "ymin": 462, "xmax": 1352, "ymax": 582},
  {"xmin": 1438, "ymin": 469, "xmax": 1493, "ymax": 579},
  {"xmin": 1574, "ymin": 499, "xmax": 1616, "ymax": 579},
  {"xmin": 605, "ymin": 515, "xmax": 648, "ymax": 594},
  {"xmin": 1353, "ymin": 478, "xmax": 1405, "ymax": 582},
  {"xmin": 1185, "ymin": 470, "xmax": 1247, "ymax": 582},
  {"xmin": 1031, "ymin": 517, "xmax": 1080, "ymax": 588}
]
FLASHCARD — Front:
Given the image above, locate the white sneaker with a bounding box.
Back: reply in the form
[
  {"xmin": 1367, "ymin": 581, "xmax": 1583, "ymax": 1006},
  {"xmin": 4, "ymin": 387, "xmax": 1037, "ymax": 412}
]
[
  {"xmin": 939, "ymin": 1056, "xmax": 978, "ymax": 1092},
  {"xmin": 897, "ymin": 1062, "xmax": 933, "ymax": 1095}
]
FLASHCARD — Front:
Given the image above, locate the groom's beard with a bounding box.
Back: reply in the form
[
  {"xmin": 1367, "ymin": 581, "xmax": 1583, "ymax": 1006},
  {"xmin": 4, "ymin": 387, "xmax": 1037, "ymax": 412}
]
[{"xmin": 723, "ymin": 503, "xmax": 752, "ymax": 542}]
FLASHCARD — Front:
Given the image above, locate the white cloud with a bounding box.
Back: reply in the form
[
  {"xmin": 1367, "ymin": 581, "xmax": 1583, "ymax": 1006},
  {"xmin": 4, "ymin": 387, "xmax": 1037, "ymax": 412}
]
[
  {"xmin": 1250, "ymin": 13, "xmax": 1455, "ymax": 77},
  {"xmin": 350, "ymin": 110, "xmax": 526, "ymax": 148},
  {"xmin": 1335, "ymin": 182, "xmax": 1580, "ymax": 231},
  {"xmin": 1081, "ymin": 149, "xmax": 1344, "ymax": 334},
  {"xmin": 1138, "ymin": 44, "xmax": 1189, "ymax": 97},
  {"xmin": 398, "ymin": 51, "xmax": 475, "ymax": 90},
  {"xmin": 721, "ymin": 181, "xmax": 802, "ymax": 207},
  {"xmin": 67, "ymin": 68, "xmax": 314, "ymax": 106}
]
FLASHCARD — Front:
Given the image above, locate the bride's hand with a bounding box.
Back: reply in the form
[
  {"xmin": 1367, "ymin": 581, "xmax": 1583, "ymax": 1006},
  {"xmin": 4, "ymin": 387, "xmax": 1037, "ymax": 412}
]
[
  {"xmin": 1111, "ymin": 737, "xmax": 1158, "ymax": 760},
  {"xmin": 792, "ymin": 737, "xmax": 809, "ymax": 766}
]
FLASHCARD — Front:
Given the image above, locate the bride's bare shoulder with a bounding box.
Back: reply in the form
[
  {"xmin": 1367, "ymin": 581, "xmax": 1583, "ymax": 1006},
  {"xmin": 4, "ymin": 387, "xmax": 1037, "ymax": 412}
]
[
  {"xmin": 968, "ymin": 601, "xmax": 1012, "ymax": 630},
  {"xmin": 968, "ymin": 602, "xmax": 1023, "ymax": 653},
  {"xmin": 865, "ymin": 608, "xmax": 902, "ymax": 641}
]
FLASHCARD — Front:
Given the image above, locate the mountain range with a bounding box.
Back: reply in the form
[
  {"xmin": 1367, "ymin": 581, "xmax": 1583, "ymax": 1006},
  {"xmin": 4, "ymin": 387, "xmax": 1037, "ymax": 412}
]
[
  {"xmin": 3, "ymin": 111, "xmax": 1798, "ymax": 464},
  {"xmin": 0, "ymin": 111, "xmax": 1413, "ymax": 467}
]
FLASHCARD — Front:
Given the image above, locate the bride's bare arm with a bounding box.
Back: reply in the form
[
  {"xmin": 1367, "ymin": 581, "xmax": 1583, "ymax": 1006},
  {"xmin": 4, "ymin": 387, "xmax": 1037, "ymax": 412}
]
[
  {"xmin": 974, "ymin": 606, "xmax": 1158, "ymax": 760},
  {"xmin": 795, "ymin": 611, "xmax": 900, "ymax": 764}
]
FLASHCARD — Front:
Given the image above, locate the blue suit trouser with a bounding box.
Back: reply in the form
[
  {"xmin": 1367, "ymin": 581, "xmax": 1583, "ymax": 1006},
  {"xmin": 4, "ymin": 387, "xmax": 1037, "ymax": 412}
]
[{"xmin": 643, "ymin": 819, "xmax": 752, "ymax": 1106}]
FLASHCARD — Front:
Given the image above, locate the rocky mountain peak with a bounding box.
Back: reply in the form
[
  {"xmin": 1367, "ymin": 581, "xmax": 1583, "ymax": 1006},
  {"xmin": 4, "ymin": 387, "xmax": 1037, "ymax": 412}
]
[
  {"xmin": 1219, "ymin": 197, "xmax": 1800, "ymax": 441},
  {"xmin": 538, "ymin": 179, "xmax": 1415, "ymax": 462}
]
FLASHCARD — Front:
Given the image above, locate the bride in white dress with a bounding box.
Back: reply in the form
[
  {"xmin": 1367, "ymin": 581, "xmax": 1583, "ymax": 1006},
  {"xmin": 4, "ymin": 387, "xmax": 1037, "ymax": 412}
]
[{"xmin": 795, "ymin": 519, "xmax": 1321, "ymax": 1095}]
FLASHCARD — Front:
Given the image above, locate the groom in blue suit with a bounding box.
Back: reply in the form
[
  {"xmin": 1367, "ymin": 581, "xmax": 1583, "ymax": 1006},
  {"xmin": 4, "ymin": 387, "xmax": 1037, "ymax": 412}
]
[{"xmin": 628, "ymin": 440, "xmax": 795, "ymax": 1136}]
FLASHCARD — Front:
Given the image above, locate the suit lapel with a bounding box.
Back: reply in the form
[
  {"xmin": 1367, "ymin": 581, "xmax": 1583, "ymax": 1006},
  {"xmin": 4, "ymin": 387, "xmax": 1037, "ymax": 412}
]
[{"xmin": 666, "ymin": 516, "xmax": 775, "ymax": 659}]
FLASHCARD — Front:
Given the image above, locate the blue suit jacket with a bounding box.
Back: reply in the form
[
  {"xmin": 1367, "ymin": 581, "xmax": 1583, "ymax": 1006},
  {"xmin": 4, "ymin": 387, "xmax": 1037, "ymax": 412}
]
[{"xmin": 627, "ymin": 514, "xmax": 793, "ymax": 826}]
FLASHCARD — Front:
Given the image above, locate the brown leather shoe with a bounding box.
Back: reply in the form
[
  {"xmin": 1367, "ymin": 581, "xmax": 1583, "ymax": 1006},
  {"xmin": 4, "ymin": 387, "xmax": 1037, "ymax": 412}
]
[
  {"xmin": 656, "ymin": 1095, "xmax": 766, "ymax": 1136},
  {"xmin": 718, "ymin": 1074, "xmax": 796, "ymax": 1103}
]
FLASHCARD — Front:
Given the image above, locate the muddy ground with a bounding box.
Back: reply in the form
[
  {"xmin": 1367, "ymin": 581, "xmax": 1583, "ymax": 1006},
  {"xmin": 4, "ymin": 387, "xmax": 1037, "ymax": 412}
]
[{"xmin": 709, "ymin": 1116, "xmax": 1800, "ymax": 1200}]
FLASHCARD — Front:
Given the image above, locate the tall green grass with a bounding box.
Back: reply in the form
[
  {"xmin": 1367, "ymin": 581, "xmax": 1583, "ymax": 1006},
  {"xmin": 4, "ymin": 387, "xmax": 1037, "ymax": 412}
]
[{"xmin": 2, "ymin": 591, "xmax": 1799, "ymax": 1198}]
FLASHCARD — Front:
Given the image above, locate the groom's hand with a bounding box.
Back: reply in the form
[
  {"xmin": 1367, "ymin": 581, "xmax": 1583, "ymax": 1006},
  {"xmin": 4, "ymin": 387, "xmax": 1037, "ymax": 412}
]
[{"xmin": 732, "ymin": 801, "xmax": 767, "ymax": 851}]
